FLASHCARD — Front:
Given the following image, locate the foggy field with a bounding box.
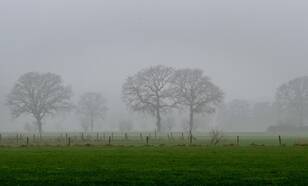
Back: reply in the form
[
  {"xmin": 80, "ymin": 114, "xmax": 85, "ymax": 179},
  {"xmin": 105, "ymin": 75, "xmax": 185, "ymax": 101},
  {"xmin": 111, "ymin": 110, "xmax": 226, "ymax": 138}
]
[
  {"xmin": 1, "ymin": 1, "xmax": 308, "ymax": 185},
  {"xmin": 0, "ymin": 146, "xmax": 308, "ymax": 185}
]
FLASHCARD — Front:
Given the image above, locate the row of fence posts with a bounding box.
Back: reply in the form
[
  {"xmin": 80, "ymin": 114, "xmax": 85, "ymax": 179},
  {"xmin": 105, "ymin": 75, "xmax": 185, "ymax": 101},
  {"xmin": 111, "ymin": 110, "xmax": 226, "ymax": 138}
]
[
  {"xmin": 0, "ymin": 132, "xmax": 189, "ymax": 146},
  {"xmin": 74, "ymin": 132, "xmax": 186, "ymax": 142},
  {"xmin": 63, "ymin": 132, "xmax": 194, "ymax": 146},
  {"xmin": 0, "ymin": 132, "xmax": 228, "ymax": 146},
  {"xmin": 234, "ymin": 135, "xmax": 283, "ymax": 146},
  {"xmin": 65, "ymin": 134, "xmax": 113, "ymax": 146},
  {"xmin": 0, "ymin": 133, "xmax": 285, "ymax": 146}
]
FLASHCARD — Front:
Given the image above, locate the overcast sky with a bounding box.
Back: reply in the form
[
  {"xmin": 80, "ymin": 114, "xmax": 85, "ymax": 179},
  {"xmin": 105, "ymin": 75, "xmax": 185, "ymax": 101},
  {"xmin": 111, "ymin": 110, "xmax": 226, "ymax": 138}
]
[{"xmin": 1, "ymin": 0, "xmax": 308, "ymax": 131}]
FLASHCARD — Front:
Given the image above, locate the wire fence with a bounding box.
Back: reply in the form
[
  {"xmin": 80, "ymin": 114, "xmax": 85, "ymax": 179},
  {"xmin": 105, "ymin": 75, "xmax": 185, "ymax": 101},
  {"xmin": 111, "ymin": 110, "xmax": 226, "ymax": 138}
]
[{"xmin": 0, "ymin": 132, "xmax": 308, "ymax": 147}]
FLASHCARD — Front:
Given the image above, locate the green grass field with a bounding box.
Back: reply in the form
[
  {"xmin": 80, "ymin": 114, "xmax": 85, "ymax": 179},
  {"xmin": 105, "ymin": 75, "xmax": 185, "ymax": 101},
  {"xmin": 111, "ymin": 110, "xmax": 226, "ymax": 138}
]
[{"xmin": 1, "ymin": 146, "xmax": 308, "ymax": 185}]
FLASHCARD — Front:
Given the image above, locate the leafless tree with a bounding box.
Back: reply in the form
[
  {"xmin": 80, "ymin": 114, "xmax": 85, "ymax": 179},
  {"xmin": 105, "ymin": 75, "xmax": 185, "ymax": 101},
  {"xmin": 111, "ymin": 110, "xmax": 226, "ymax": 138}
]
[
  {"xmin": 122, "ymin": 65, "xmax": 175, "ymax": 132},
  {"xmin": 276, "ymin": 76, "xmax": 308, "ymax": 127},
  {"xmin": 209, "ymin": 128, "xmax": 224, "ymax": 145},
  {"xmin": 77, "ymin": 92, "xmax": 108, "ymax": 132},
  {"xmin": 7, "ymin": 72, "xmax": 73, "ymax": 135},
  {"xmin": 171, "ymin": 69, "xmax": 224, "ymax": 135}
]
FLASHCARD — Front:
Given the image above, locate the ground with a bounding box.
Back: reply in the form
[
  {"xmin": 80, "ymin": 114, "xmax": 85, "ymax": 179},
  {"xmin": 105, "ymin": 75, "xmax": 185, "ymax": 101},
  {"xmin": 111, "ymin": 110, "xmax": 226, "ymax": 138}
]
[{"xmin": 0, "ymin": 146, "xmax": 308, "ymax": 185}]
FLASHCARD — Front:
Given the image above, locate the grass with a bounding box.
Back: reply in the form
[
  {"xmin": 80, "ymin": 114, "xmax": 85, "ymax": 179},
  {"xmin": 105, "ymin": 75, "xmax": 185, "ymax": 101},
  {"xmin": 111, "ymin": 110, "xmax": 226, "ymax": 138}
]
[{"xmin": 0, "ymin": 146, "xmax": 308, "ymax": 185}]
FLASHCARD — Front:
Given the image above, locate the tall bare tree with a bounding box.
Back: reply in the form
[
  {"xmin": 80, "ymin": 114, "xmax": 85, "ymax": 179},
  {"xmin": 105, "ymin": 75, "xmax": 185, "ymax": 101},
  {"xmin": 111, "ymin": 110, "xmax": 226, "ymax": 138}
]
[
  {"xmin": 122, "ymin": 65, "xmax": 175, "ymax": 132},
  {"xmin": 171, "ymin": 69, "xmax": 224, "ymax": 134},
  {"xmin": 276, "ymin": 76, "xmax": 308, "ymax": 127},
  {"xmin": 7, "ymin": 72, "xmax": 73, "ymax": 135},
  {"xmin": 77, "ymin": 92, "xmax": 108, "ymax": 132}
]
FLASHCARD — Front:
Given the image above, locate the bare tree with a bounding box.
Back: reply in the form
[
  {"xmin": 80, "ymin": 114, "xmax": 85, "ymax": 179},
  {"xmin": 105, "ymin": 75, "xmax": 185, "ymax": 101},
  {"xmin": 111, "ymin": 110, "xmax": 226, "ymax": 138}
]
[
  {"xmin": 171, "ymin": 69, "xmax": 224, "ymax": 134},
  {"xmin": 77, "ymin": 92, "xmax": 108, "ymax": 132},
  {"xmin": 276, "ymin": 76, "xmax": 308, "ymax": 127},
  {"xmin": 7, "ymin": 72, "xmax": 73, "ymax": 135},
  {"xmin": 122, "ymin": 65, "xmax": 175, "ymax": 132},
  {"xmin": 209, "ymin": 128, "xmax": 224, "ymax": 146}
]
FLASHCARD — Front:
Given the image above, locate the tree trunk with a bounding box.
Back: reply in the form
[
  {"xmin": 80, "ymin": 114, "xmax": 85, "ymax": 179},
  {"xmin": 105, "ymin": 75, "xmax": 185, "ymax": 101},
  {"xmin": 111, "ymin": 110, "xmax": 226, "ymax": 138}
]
[
  {"xmin": 189, "ymin": 105, "xmax": 194, "ymax": 135},
  {"xmin": 155, "ymin": 94, "xmax": 162, "ymax": 133},
  {"xmin": 36, "ymin": 118, "xmax": 43, "ymax": 137},
  {"xmin": 156, "ymin": 108, "xmax": 161, "ymax": 133}
]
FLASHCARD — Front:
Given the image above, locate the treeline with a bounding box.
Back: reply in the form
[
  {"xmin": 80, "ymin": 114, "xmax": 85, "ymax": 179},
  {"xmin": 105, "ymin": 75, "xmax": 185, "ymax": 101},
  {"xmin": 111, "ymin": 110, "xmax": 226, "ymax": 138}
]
[
  {"xmin": 218, "ymin": 100, "xmax": 276, "ymax": 131},
  {"xmin": 218, "ymin": 76, "xmax": 308, "ymax": 132},
  {"xmin": 4, "ymin": 65, "xmax": 308, "ymax": 134}
]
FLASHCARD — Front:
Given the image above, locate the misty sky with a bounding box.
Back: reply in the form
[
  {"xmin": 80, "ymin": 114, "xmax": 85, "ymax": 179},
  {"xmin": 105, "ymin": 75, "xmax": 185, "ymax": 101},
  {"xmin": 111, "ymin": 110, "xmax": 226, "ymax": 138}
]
[{"xmin": 1, "ymin": 0, "xmax": 308, "ymax": 131}]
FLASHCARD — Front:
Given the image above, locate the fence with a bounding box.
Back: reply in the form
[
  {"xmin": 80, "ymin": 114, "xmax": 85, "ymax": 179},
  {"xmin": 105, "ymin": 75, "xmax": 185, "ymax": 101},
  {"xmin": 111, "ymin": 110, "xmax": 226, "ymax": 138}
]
[{"xmin": 0, "ymin": 132, "xmax": 307, "ymax": 147}]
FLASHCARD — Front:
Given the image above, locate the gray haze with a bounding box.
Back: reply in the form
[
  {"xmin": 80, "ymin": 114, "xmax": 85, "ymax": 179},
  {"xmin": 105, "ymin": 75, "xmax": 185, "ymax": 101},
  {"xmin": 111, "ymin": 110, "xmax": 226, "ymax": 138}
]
[{"xmin": 1, "ymin": 0, "xmax": 308, "ymax": 132}]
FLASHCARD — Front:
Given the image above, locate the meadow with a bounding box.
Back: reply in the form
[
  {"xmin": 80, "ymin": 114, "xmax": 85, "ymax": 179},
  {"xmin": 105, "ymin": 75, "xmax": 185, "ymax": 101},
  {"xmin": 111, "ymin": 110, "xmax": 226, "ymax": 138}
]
[
  {"xmin": 1, "ymin": 133, "xmax": 308, "ymax": 185},
  {"xmin": 0, "ymin": 146, "xmax": 308, "ymax": 185}
]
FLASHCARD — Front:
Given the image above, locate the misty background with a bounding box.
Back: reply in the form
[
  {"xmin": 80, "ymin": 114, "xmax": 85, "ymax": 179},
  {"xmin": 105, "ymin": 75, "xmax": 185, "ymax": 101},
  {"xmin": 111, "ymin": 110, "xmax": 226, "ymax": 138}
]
[{"xmin": 1, "ymin": 0, "xmax": 308, "ymax": 132}]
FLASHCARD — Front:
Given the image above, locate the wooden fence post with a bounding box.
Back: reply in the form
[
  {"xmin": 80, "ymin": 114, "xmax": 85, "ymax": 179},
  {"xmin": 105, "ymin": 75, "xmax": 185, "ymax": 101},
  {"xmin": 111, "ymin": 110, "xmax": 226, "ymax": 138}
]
[
  {"xmin": 278, "ymin": 135, "xmax": 282, "ymax": 146},
  {"xmin": 146, "ymin": 136, "xmax": 149, "ymax": 145},
  {"xmin": 237, "ymin": 136, "xmax": 240, "ymax": 146},
  {"xmin": 189, "ymin": 134, "xmax": 193, "ymax": 145},
  {"xmin": 65, "ymin": 133, "xmax": 68, "ymax": 145},
  {"xmin": 26, "ymin": 137, "xmax": 29, "ymax": 146}
]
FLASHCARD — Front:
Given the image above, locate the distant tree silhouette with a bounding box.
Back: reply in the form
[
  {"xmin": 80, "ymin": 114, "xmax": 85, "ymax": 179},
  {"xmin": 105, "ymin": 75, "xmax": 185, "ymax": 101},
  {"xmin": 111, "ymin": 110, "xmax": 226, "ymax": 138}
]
[
  {"xmin": 122, "ymin": 65, "xmax": 176, "ymax": 132},
  {"xmin": 171, "ymin": 69, "xmax": 224, "ymax": 134},
  {"xmin": 77, "ymin": 92, "xmax": 108, "ymax": 132},
  {"xmin": 7, "ymin": 72, "xmax": 72, "ymax": 135},
  {"xmin": 276, "ymin": 76, "xmax": 308, "ymax": 127}
]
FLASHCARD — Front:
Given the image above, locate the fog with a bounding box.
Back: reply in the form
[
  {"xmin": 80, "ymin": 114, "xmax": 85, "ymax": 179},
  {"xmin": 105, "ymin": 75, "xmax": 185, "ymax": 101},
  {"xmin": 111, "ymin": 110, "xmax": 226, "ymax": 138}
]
[{"xmin": 1, "ymin": 0, "xmax": 308, "ymax": 132}]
